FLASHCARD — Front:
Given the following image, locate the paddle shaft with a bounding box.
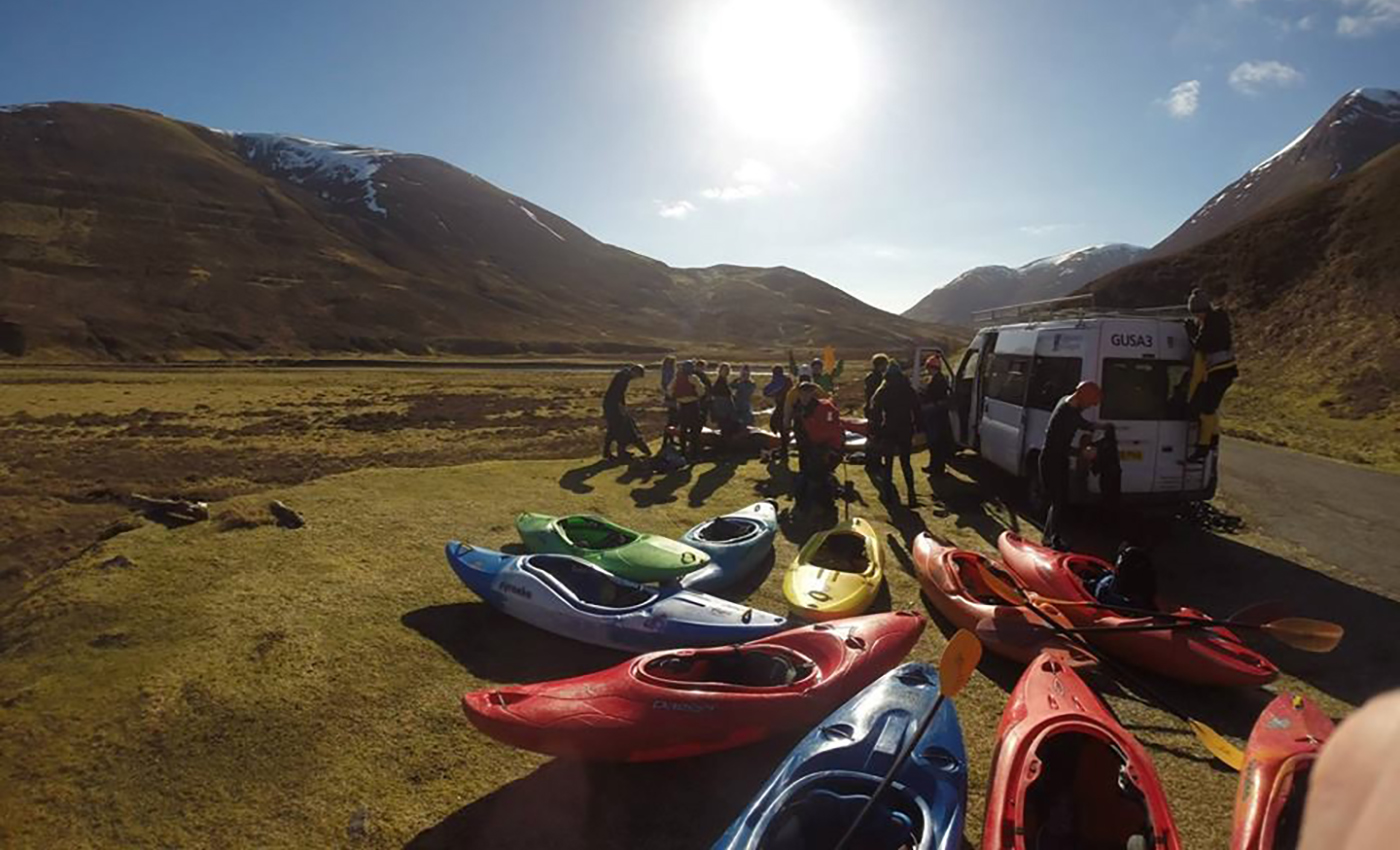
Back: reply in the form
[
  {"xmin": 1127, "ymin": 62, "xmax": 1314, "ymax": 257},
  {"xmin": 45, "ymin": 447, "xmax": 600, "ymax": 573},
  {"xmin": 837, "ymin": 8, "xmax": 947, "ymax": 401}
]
[{"xmin": 831, "ymin": 693, "xmax": 947, "ymax": 850}]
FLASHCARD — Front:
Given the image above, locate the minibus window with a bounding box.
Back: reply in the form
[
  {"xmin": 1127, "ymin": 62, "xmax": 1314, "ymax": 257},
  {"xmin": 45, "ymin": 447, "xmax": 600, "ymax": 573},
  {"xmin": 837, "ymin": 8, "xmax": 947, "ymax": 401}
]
[
  {"xmin": 1102, "ymin": 359, "xmax": 1193, "ymax": 420},
  {"xmin": 1027, "ymin": 357, "xmax": 1083, "ymax": 411},
  {"xmin": 986, "ymin": 354, "xmax": 1030, "ymax": 404}
]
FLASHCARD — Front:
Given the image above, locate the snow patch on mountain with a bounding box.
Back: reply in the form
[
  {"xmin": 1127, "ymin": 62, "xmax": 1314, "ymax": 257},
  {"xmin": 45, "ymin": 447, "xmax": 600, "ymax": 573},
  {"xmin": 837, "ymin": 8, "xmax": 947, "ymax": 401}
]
[
  {"xmin": 236, "ymin": 133, "xmax": 392, "ymax": 217},
  {"xmin": 510, "ymin": 199, "xmax": 566, "ymax": 241},
  {"xmin": 0, "ymin": 103, "xmax": 51, "ymax": 113}
]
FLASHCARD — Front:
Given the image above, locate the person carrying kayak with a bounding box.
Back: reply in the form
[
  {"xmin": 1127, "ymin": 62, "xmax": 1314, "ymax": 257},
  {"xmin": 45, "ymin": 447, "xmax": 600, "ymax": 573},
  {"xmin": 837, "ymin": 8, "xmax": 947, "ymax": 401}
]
[
  {"xmin": 1185, "ymin": 288, "xmax": 1238, "ymax": 463},
  {"xmin": 862, "ymin": 354, "xmax": 889, "ymax": 472},
  {"xmin": 602, "ymin": 364, "xmax": 651, "ymax": 460},
  {"xmin": 920, "ymin": 351, "xmax": 954, "ymax": 476},
  {"xmin": 870, "ymin": 360, "xmax": 920, "ymax": 507},
  {"xmin": 763, "ymin": 366, "xmax": 793, "ymax": 462},
  {"xmin": 670, "ymin": 360, "xmax": 707, "ymax": 461},
  {"xmin": 732, "ymin": 365, "xmax": 756, "ymax": 428},
  {"xmin": 1039, "ymin": 380, "xmax": 1105, "ymax": 549}
]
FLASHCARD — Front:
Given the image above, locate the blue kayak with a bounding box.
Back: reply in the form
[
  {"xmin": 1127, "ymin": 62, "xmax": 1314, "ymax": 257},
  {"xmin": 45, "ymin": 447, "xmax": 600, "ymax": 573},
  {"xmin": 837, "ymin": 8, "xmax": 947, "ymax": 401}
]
[
  {"xmin": 712, "ymin": 662, "xmax": 967, "ymax": 850},
  {"xmin": 446, "ymin": 542, "xmax": 788, "ymax": 653},
  {"xmin": 680, "ymin": 500, "xmax": 780, "ymax": 592}
]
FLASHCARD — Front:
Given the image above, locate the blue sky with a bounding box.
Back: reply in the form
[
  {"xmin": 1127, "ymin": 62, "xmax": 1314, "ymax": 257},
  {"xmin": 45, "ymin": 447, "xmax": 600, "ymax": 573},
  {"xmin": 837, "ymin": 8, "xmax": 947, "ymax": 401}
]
[{"xmin": 2, "ymin": 0, "xmax": 1396, "ymax": 312}]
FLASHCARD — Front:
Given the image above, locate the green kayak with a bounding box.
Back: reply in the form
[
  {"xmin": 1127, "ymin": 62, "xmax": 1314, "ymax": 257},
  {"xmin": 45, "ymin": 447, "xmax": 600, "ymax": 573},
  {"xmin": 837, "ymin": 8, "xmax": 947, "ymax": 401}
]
[{"xmin": 515, "ymin": 513, "xmax": 710, "ymax": 582}]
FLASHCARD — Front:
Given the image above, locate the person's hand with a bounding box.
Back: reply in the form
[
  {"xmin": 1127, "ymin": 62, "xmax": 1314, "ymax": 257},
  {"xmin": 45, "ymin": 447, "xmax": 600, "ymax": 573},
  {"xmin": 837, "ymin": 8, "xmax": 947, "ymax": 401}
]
[
  {"xmin": 1298, "ymin": 690, "xmax": 1400, "ymax": 850},
  {"xmin": 1081, "ymin": 446, "xmax": 1098, "ymax": 462}
]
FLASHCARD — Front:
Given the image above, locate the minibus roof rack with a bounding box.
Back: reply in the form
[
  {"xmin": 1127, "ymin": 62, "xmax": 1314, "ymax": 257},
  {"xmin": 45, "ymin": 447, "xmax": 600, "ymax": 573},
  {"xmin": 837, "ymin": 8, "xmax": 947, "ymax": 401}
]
[{"xmin": 970, "ymin": 293, "xmax": 1193, "ymax": 326}]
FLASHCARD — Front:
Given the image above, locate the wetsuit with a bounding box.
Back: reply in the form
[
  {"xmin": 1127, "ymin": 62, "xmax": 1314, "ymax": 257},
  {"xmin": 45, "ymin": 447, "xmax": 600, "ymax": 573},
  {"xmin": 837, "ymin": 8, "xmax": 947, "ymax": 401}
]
[
  {"xmin": 1188, "ymin": 308, "xmax": 1239, "ymax": 455},
  {"xmin": 871, "ymin": 370, "xmax": 920, "ymax": 504},
  {"xmin": 1040, "ymin": 395, "xmax": 1092, "ymax": 546},
  {"xmin": 602, "ymin": 369, "xmax": 645, "ymax": 457}
]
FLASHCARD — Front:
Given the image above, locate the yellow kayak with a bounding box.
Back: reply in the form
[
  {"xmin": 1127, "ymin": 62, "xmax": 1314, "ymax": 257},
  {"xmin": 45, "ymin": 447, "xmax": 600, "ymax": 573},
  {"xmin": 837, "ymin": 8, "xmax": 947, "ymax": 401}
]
[{"xmin": 783, "ymin": 517, "xmax": 884, "ymax": 621}]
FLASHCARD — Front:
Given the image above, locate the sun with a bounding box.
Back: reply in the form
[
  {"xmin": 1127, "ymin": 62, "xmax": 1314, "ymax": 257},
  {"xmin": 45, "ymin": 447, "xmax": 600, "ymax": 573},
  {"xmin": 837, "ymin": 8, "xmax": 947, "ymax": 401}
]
[{"xmin": 698, "ymin": 0, "xmax": 866, "ymax": 147}]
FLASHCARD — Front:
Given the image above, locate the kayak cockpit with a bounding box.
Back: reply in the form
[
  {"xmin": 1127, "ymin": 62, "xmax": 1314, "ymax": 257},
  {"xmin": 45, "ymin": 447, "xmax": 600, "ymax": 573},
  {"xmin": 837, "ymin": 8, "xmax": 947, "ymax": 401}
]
[
  {"xmin": 948, "ymin": 551, "xmax": 1006, "ymax": 605},
  {"xmin": 692, "ymin": 517, "xmax": 762, "ymax": 544},
  {"xmin": 642, "ymin": 647, "xmax": 815, "ymax": 689},
  {"xmin": 1022, "ymin": 731, "xmax": 1163, "ymax": 850},
  {"xmin": 754, "ymin": 772, "xmax": 935, "ymax": 850},
  {"xmin": 808, "ymin": 533, "xmax": 871, "ymax": 575},
  {"xmin": 1265, "ymin": 758, "xmax": 1314, "ymax": 850},
  {"xmin": 523, "ymin": 555, "xmax": 656, "ymax": 610},
  {"xmin": 556, "ymin": 515, "xmax": 638, "ymax": 550}
]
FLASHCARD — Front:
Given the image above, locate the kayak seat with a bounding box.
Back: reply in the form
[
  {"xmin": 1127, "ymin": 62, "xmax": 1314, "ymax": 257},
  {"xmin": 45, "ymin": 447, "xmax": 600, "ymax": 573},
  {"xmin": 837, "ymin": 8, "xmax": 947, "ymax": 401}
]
[
  {"xmin": 558, "ymin": 516, "xmax": 636, "ymax": 550},
  {"xmin": 765, "ymin": 787, "xmax": 915, "ymax": 850},
  {"xmin": 525, "ymin": 555, "xmax": 654, "ymax": 609},
  {"xmin": 808, "ymin": 533, "xmax": 870, "ymax": 574},
  {"xmin": 645, "ymin": 649, "xmax": 815, "ymax": 687},
  {"xmin": 694, "ymin": 517, "xmax": 757, "ymax": 543},
  {"xmin": 1023, "ymin": 732, "xmax": 1151, "ymax": 850},
  {"xmin": 952, "ymin": 552, "xmax": 1005, "ymax": 605}
]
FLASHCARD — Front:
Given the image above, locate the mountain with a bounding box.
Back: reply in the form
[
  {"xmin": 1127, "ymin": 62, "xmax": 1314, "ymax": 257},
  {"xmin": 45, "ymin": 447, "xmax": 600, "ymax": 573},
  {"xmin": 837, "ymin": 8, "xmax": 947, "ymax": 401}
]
[
  {"xmin": 1154, "ymin": 87, "xmax": 1400, "ymax": 257},
  {"xmin": 901, "ymin": 243, "xmax": 1148, "ymax": 325},
  {"xmin": 1082, "ymin": 144, "xmax": 1400, "ymax": 418},
  {"xmin": 0, "ymin": 102, "xmax": 953, "ymax": 360}
]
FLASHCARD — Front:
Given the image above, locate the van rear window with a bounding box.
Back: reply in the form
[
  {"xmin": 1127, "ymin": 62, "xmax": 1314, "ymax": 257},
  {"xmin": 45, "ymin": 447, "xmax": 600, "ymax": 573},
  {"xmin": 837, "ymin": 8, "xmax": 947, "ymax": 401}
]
[
  {"xmin": 1027, "ymin": 357, "xmax": 1082, "ymax": 411},
  {"xmin": 1102, "ymin": 359, "xmax": 1192, "ymax": 421}
]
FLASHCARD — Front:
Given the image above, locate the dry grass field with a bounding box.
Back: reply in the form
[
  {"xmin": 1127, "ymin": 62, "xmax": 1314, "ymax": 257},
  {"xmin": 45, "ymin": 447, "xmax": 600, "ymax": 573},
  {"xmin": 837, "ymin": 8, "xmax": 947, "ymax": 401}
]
[{"xmin": 1, "ymin": 365, "xmax": 1394, "ymax": 849}]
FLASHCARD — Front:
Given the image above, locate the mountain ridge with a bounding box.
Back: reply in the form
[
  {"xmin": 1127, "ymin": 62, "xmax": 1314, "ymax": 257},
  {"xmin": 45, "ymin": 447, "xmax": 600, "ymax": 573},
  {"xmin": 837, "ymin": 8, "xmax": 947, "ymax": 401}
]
[{"xmin": 0, "ymin": 102, "xmax": 956, "ymax": 360}]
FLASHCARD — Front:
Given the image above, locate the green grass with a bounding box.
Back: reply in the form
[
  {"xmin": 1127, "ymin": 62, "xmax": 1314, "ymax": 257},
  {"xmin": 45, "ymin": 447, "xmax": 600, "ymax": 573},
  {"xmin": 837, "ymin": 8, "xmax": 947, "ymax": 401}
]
[
  {"xmin": 0, "ymin": 451, "xmax": 1377, "ymax": 849},
  {"xmin": 1, "ymin": 366, "xmax": 1393, "ymax": 849},
  {"xmin": 1223, "ymin": 378, "xmax": 1400, "ymax": 472}
]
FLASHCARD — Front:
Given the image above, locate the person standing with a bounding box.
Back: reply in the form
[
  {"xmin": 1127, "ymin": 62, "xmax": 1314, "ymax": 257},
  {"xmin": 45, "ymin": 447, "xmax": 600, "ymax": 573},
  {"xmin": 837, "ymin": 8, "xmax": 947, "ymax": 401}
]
[
  {"xmin": 733, "ymin": 365, "xmax": 756, "ymax": 427},
  {"xmin": 670, "ymin": 360, "xmax": 706, "ymax": 461},
  {"xmin": 660, "ymin": 355, "xmax": 678, "ymax": 430},
  {"xmin": 862, "ymin": 354, "xmax": 889, "ymax": 471},
  {"xmin": 763, "ymin": 366, "xmax": 793, "ymax": 461},
  {"xmin": 1039, "ymin": 381, "xmax": 1104, "ymax": 549},
  {"xmin": 1185, "ymin": 288, "xmax": 1238, "ymax": 462},
  {"xmin": 711, "ymin": 363, "xmax": 738, "ymax": 436},
  {"xmin": 791, "ymin": 378, "xmax": 843, "ymax": 509},
  {"xmin": 921, "ymin": 352, "xmax": 954, "ymax": 476},
  {"xmin": 870, "ymin": 361, "xmax": 920, "ymax": 506},
  {"xmin": 602, "ymin": 364, "xmax": 650, "ymax": 459}
]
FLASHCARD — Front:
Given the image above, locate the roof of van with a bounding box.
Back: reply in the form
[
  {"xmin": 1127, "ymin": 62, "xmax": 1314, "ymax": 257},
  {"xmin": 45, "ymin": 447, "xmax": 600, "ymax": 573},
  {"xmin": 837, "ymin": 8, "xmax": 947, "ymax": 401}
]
[{"xmin": 974, "ymin": 312, "xmax": 1191, "ymax": 333}]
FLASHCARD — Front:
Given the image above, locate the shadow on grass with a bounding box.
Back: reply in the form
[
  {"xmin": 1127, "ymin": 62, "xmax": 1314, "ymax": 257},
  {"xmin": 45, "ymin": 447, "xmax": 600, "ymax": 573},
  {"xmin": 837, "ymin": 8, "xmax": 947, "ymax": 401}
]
[
  {"xmin": 405, "ymin": 736, "xmax": 797, "ymax": 850},
  {"xmin": 689, "ymin": 459, "xmax": 742, "ymax": 508},
  {"xmin": 402, "ymin": 603, "xmax": 625, "ymax": 684},
  {"xmin": 629, "ymin": 468, "xmax": 693, "ymax": 508},
  {"xmin": 558, "ymin": 458, "xmax": 626, "ymax": 495}
]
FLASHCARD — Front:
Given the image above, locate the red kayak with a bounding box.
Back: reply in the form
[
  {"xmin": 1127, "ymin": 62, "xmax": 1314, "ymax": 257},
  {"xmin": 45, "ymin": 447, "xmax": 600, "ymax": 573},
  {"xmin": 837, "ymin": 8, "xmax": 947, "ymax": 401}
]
[
  {"xmin": 984, "ymin": 650, "xmax": 1182, "ymax": 850},
  {"xmin": 461, "ymin": 611, "xmax": 925, "ymax": 762},
  {"xmin": 911, "ymin": 534, "xmax": 1088, "ymax": 665},
  {"xmin": 997, "ymin": 532, "xmax": 1278, "ymax": 687},
  {"xmin": 1231, "ymin": 693, "xmax": 1334, "ymax": 850}
]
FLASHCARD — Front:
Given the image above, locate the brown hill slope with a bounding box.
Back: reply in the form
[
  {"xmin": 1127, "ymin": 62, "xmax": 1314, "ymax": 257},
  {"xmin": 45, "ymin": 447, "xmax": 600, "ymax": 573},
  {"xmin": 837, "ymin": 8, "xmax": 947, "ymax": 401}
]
[
  {"xmin": 0, "ymin": 103, "xmax": 952, "ymax": 359},
  {"xmin": 1083, "ymin": 144, "xmax": 1400, "ymax": 421},
  {"xmin": 1153, "ymin": 87, "xmax": 1400, "ymax": 257}
]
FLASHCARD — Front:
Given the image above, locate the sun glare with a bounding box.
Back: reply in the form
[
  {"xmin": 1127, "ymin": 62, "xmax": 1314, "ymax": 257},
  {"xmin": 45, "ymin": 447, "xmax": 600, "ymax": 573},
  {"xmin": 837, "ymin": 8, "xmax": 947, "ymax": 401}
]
[{"xmin": 698, "ymin": 0, "xmax": 866, "ymax": 147}]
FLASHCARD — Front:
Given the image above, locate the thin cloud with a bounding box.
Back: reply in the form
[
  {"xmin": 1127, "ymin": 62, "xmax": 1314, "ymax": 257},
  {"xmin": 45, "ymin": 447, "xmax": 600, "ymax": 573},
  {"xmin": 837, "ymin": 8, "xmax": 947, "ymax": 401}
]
[
  {"xmin": 1297, "ymin": 14, "xmax": 1317, "ymax": 31},
  {"xmin": 1019, "ymin": 223, "xmax": 1076, "ymax": 237},
  {"xmin": 1160, "ymin": 80, "xmax": 1202, "ymax": 118},
  {"xmin": 1228, "ymin": 60, "xmax": 1304, "ymax": 95},
  {"xmin": 1336, "ymin": 0, "xmax": 1400, "ymax": 36},
  {"xmin": 702, "ymin": 158, "xmax": 780, "ymax": 202},
  {"xmin": 656, "ymin": 200, "xmax": 696, "ymax": 220}
]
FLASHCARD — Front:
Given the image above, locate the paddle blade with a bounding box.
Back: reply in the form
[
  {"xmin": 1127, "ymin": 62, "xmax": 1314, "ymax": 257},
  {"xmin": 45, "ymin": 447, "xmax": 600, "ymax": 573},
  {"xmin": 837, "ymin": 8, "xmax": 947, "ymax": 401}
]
[
  {"xmin": 975, "ymin": 557, "xmax": 1026, "ymax": 606},
  {"xmin": 1026, "ymin": 593, "xmax": 1078, "ymax": 631},
  {"xmin": 938, "ymin": 629, "xmax": 983, "ymax": 698},
  {"xmin": 1262, "ymin": 618, "xmax": 1344, "ymax": 653},
  {"xmin": 1189, "ymin": 719, "xmax": 1245, "ymax": 771}
]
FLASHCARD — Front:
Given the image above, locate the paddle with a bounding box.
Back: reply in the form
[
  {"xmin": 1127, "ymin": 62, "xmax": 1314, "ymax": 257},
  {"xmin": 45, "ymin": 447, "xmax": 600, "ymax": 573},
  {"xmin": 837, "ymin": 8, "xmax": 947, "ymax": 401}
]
[
  {"xmin": 974, "ymin": 558, "xmax": 1246, "ymax": 770},
  {"xmin": 832, "ymin": 629, "xmax": 982, "ymax": 850},
  {"xmin": 977, "ymin": 613, "xmax": 1343, "ymax": 654}
]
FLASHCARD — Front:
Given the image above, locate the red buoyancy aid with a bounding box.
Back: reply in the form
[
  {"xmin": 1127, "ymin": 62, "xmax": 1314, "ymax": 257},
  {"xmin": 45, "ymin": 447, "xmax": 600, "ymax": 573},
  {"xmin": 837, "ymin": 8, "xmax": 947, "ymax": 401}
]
[{"xmin": 802, "ymin": 398, "xmax": 845, "ymax": 449}]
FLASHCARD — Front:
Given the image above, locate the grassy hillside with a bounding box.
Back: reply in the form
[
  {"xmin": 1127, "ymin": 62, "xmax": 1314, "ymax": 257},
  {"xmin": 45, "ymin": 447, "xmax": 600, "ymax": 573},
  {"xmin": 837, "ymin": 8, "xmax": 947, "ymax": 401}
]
[
  {"xmin": 0, "ymin": 103, "xmax": 957, "ymax": 360},
  {"xmin": 1084, "ymin": 145, "xmax": 1400, "ymax": 470}
]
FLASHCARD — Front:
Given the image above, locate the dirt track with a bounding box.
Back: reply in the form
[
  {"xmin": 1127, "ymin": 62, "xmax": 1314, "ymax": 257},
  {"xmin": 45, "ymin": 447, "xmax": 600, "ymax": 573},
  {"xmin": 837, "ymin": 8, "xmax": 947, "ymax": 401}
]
[{"xmin": 1219, "ymin": 436, "xmax": 1400, "ymax": 597}]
